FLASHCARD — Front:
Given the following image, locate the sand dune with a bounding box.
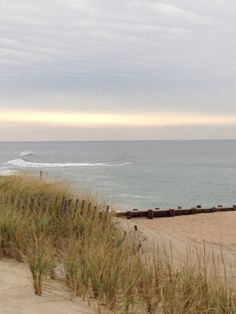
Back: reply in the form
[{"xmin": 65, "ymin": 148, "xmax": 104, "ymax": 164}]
[
  {"xmin": 2, "ymin": 212, "xmax": 236, "ymax": 313},
  {"xmin": 0, "ymin": 259, "xmax": 93, "ymax": 314}
]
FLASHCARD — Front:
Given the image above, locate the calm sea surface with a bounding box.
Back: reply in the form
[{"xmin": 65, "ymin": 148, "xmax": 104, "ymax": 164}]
[{"xmin": 0, "ymin": 140, "xmax": 236, "ymax": 210}]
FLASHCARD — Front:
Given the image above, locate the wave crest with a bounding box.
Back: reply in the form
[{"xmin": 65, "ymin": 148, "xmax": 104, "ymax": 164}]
[
  {"xmin": 4, "ymin": 159, "xmax": 132, "ymax": 169},
  {"xmin": 19, "ymin": 151, "xmax": 34, "ymax": 158}
]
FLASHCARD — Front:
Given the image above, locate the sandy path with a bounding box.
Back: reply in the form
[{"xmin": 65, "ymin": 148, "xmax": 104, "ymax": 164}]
[{"xmin": 0, "ymin": 258, "xmax": 94, "ymax": 314}]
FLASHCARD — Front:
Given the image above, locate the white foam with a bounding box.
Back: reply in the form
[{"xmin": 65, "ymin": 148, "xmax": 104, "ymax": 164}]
[
  {"xmin": 19, "ymin": 151, "xmax": 34, "ymax": 158},
  {"xmin": 4, "ymin": 159, "xmax": 132, "ymax": 169}
]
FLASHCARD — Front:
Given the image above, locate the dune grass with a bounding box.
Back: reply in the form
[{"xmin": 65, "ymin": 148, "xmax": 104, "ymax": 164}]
[{"xmin": 0, "ymin": 174, "xmax": 236, "ymax": 313}]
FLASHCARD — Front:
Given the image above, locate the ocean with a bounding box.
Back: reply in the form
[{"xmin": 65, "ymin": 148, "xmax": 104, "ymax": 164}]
[{"xmin": 0, "ymin": 140, "xmax": 236, "ymax": 210}]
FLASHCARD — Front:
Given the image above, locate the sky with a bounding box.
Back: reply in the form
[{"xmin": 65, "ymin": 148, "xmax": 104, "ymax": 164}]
[{"xmin": 0, "ymin": 0, "xmax": 236, "ymax": 141}]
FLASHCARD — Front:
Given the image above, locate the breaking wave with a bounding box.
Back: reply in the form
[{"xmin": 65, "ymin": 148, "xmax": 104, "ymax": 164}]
[
  {"xmin": 19, "ymin": 151, "xmax": 34, "ymax": 158},
  {"xmin": 4, "ymin": 159, "xmax": 132, "ymax": 169}
]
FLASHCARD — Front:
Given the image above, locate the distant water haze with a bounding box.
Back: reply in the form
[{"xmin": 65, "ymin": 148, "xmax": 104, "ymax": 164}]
[{"xmin": 0, "ymin": 140, "xmax": 236, "ymax": 210}]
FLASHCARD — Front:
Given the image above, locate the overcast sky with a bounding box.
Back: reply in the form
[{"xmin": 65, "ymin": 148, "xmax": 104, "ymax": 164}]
[{"xmin": 0, "ymin": 0, "xmax": 236, "ymax": 140}]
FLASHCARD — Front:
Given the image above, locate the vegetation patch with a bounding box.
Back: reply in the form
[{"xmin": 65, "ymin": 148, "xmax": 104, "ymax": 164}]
[{"xmin": 0, "ymin": 175, "xmax": 235, "ymax": 313}]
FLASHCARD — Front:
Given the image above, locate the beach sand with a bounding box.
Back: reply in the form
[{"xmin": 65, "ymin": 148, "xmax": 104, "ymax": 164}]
[
  {"xmin": 121, "ymin": 211, "xmax": 236, "ymax": 280},
  {"xmin": 133, "ymin": 211, "xmax": 236, "ymax": 250},
  {"xmin": 0, "ymin": 258, "xmax": 93, "ymax": 314}
]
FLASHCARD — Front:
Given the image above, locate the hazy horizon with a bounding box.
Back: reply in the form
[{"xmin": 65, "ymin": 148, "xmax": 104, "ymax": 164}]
[{"xmin": 1, "ymin": 138, "xmax": 236, "ymax": 143}]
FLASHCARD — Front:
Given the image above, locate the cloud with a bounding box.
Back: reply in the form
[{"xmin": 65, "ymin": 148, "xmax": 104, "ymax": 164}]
[{"xmin": 0, "ymin": 0, "xmax": 236, "ymax": 137}]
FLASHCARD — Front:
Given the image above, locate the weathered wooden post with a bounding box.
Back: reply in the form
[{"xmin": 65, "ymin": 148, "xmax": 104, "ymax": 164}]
[
  {"xmin": 80, "ymin": 200, "xmax": 85, "ymax": 214},
  {"xmin": 169, "ymin": 209, "xmax": 175, "ymax": 217},
  {"xmin": 63, "ymin": 199, "xmax": 68, "ymax": 217},
  {"xmin": 40, "ymin": 171, "xmax": 43, "ymax": 180},
  {"xmin": 87, "ymin": 202, "xmax": 91, "ymax": 212},
  {"xmin": 191, "ymin": 207, "xmax": 197, "ymax": 214},
  {"xmin": 75, "ymin": 198, "xmax": 79, "ymax": 209},
  {"xmin": 127, "ymin": 211, "xmax": 132, "ymax": 219},
  {"xmin": 147, "ymin": 209, "xmax": 154, "ymax": 219},
  {"xmin": 81, "ymin": 200, "xmax": 85, "ymax": 210},
  {"xmin": 61, "ymin": 196, "xmax": 66, "ymax": 209}
]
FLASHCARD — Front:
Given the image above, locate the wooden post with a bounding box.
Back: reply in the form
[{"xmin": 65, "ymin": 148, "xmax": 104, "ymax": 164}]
[
  {"xmin": 54, "ymin": 195, "xmax": 58, "ymax": 207},
  {"xmin": 106, "ymin": 205, "xmax": 110, "ymax": 213},
  {"xmin": 169, "ymin": 209, "xmax": 175, "ymax": 217},
  {"xmin": 75, "ymin": 198, "xmax": 79, "ymax": 209},
  {"xmin": 81, "ymin": 200, "xmax": 85, "ymax": 210},
  {"xmin": 61, "ymin": 196, "xmax": 66, "ymax": 208},
  {"xmin": 147, "ymin": 209, "xmax": 154, "ymax": 219},
  {"xmin": 63, "ymin": 199, "xmax": 68, "ymax": 217},
  {"xmin": 87, "ymin": 202, "xmax": 91, "ymax": 211},
  {"xmin": 80, "ymin": 200, "xmax": 85, "ymax": 215},
  {"xmin": 127, "ymin": 211, "xmax": 132, "ymax": 219},
  {"xmin": 40, "ymin": 171, "xmax": 43, "ymax": 180},
  {"xmin": 191, "ymin": 207, "xmax": 197, "ymax": 214}
]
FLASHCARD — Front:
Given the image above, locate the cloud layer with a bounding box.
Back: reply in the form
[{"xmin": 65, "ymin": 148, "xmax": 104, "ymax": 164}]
[{"xmin": 0, "ymin": 0, "xmax": 236, "ymax": 139}]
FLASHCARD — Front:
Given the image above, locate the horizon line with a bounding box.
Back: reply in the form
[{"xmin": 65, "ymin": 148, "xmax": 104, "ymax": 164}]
[{"xmin": 0, "ymin": 138, "xmax": 236, "ymax": 143}]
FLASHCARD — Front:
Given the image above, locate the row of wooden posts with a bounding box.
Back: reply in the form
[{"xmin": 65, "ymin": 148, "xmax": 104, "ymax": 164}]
[
  {"xmin": 116, "ymin": 205, "xmax": 236, "ymax": 219},
  {"xmin": 60, "ymin": 196, "xmax": 111, "ymax": 216},
  {"xmin": 64, "ymin": 201, "xmax": 236, "ymax": 220}
]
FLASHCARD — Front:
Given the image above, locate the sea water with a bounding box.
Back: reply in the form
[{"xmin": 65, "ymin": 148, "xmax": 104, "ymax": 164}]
[{"xmin": 0, "ymin": 140, "xmax": 236, "ymax": 210}]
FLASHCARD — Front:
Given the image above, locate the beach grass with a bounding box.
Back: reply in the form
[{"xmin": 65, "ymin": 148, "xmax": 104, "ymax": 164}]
[{"xmin": 0, "ymin": 174, "xmax": 236, "ymax": 313}]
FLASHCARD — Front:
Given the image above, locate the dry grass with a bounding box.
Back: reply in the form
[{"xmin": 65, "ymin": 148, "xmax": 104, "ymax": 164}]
[{"xmin": 0, "ymin": 174, "xmax": 236, "ymax": 313}]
